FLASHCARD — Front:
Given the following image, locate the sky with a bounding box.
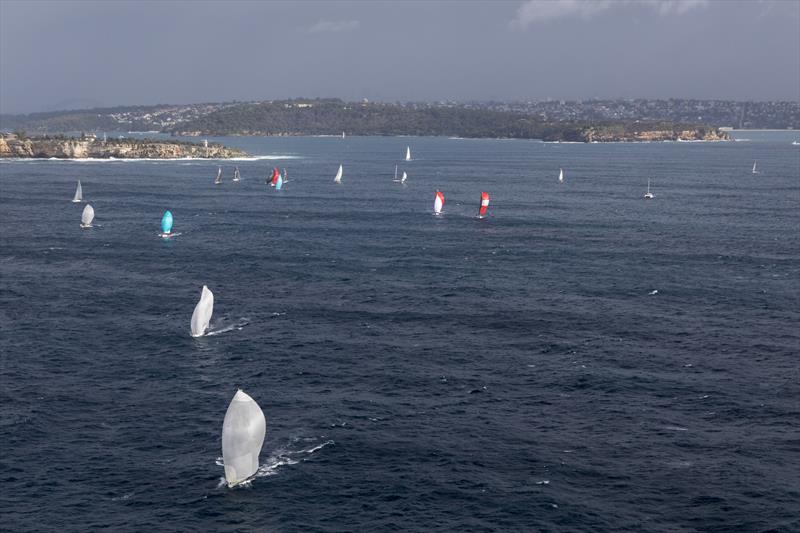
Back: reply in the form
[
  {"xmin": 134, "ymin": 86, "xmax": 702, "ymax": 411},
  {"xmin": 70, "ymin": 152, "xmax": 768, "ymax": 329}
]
[{"xmin": 0, "ymin": 0, "xmax": 798, "ymax": 114}]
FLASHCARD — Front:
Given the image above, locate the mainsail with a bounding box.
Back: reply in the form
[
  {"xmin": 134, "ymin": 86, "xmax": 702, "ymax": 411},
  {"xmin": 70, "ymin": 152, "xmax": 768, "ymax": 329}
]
[
  {"xmin": 222, "ymin": 389, "xmax": 266, "ymax": 487},
  {"xmin": 161, "ymin": 210, "xmax": 173, "ymax": 236},
  {"xmin": 478, "ymin": 192, "xmax": 490, "ymax": 218},
  {"xmin": 190, "ymin": 285, "xmax": 214, "ymax": 337},
  {"xmin": 434, "ymin": 191, "xmax": 444, "ymax": 215},
  {"xmin": 405, "ymin": 146, "xmax": 411, "ymax": 161},
  {"xmin": 215, "ymin": 167, "xmax": 222, "ymax": 184},
  {"xmin": 72, "ymin": 180, "xmax": 83, "ymax": 202},
  {"xmin": 80, "ymin": 204, "xmax": 94, "ymax": 227},
  {"xmin": 401, "ymin": 171, "xmax": 407, "ymax": 184},
  {"xmin": 233, "ymin": 167, "xmax": 240, "ymax": 182},
  {"xmin": 334, "ymin": 164, "xmax": 343, "ymax": 184},
  {"xmin": 558, "ymin": 168, "xmax": 564, "ymax": 183},
  {"xmin": 752, "ymin": 161, "xmax": 758, "ymax": 174}
]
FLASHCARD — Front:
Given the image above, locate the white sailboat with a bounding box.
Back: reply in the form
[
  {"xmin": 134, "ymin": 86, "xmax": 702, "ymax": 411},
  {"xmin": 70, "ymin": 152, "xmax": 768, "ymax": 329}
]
[
  {"xmin": 222, "ymin": 389, "xmax": 266, "ymax": 488},
  {"xmin": 72, "ymin": 180, "xmax": 83, "ymax": 202},
  {"xmin": 752, "ymin": 161, "xmax": 759, "ymax": 174},
  {"xmin": 392, "ymin": 165, "xmax": 407, "ymax": 184},
  {"xmin": 190, "ymin": 285, "xmax": 214, "ymax": 337},
  {"xmin": 400, "ymin": 171, "xmax": 407, "ymax": 184},
  {"xmin": 644, "ymin": 179, "xmax": 654, "ymax": 199},
  {"xmin": 232, "ymin": 166, "xmax": 240, "ymax": 182},
  {"xmin": 334, "ymin": 164, "xmax": 343, "ymax": 184},
  {"xmin": 558, "ymin": 168, "xmax": 564, "ymax": 183},
  {"xmin": 342, "ymin": 131, "xmax": 346, "ymax": 139},
  {"xmin": 215, "ymin": 166, "xmax": 222, "ymax": 184},
  {"xmin": 405, "ymin": 146, "xmax": 411, "ymax": 161},
  {"xmin": 433, "ymin": 190, "xmax": 444, "ymax": 215},
  {"xmin": 80, "ymin": 204, "xmax": 94, "ymax": 228}
]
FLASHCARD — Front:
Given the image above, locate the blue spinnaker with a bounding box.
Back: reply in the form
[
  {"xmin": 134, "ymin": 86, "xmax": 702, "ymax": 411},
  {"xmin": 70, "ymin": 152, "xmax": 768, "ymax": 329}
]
[
  {"xmin": 275, "ymin": 175, "xmax": 283, "ymax": 190},
  {"xmin": 161, "ymin": 210, "xmax": 173, "ymax": 234}
]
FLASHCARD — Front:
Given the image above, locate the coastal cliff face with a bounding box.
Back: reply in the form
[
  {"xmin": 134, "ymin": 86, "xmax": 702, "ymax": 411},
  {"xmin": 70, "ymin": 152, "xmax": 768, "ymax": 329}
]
[
  {"xmin": 580, "ymin": 126, "xmax": 729, "ymax": 143},
  {"xmin": 0, "ymin": 134, "xmax": 245, "ymax": 159}
]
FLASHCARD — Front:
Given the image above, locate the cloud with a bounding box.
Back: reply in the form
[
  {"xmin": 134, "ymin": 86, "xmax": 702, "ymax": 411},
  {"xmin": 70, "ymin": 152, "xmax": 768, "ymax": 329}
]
[
  {"xmin": 511, "ymin": 0, "xmax": 709, "ymax": 28},
  {"xmin": 308, "ymin": 20, "xmax": 360, "ymax": 33}
]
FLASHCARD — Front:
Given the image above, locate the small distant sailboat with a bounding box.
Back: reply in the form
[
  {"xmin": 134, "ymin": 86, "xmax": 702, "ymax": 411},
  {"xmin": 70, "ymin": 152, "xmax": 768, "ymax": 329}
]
[
  {"xmin": 392, "ymin": 165, "xmax": 407, "ymax": 184},
  {"xmin": 644, "ymin": 179, "xmax": 654, "ymax": 199},
  {"xmin": 752, "ymin": 161, "xmax": 759, "ymax": 174},
  {"xmin": 405, "ymin": 146, "xmax": 411, "ymax": 161},
  {"xmin": 792, "ymin": 140, "xmax": 800, "ymax": 146},
  {"xmin": 222, "ymin": 389, "xmax": 266, "ymax": 488},
  {"xmin": 433, "ymin": 190, "xmax": 444, "ymax": 215},
  {"xmin": 72, "ymin": 180, "xmax": 83, "ymax": 203},
  {"xmin": 214, "ymin": 167, "xmax": 222, "ymax": 185},
  {"xmin": 232, "ymin": 166, "xmax": 240, "ymax": 182},
  {"xmin": 80, "ymin": 204, "xmax": 94, "ymax": 228},
  {"xmin": 342, "ymin": 131, "xmax": 346, "ymax": 139},
  {"xmin": 160, "ymin": 210, "xmax": 173, "ymax": 238},
  {"xmin": 558, "ymin": 168, "xmax": 564, "ymax": 183},
  {"xmin": 478, "ymin": 192, "xmax": 490, "ymax": 218},
  {"xmin": 334, "ymin": 164, "xmax": 343, "ymax": 184},
  {"xmin": 190, "ymin": 285, "xmax": 214, "ymax": 337},
  {"xmin": 400, "ymin": 171, "xmax": 407, "ymax": 184},
  {"xmin": 270, "ymin": 167, "xmax": 280, "ymax": 187}
]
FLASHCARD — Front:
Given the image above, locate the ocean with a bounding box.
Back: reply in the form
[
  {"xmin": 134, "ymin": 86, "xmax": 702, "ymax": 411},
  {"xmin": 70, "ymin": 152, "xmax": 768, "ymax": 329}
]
[{"xmin": 1, "ymin": 135, "xmax": 798, "ymax": 531}]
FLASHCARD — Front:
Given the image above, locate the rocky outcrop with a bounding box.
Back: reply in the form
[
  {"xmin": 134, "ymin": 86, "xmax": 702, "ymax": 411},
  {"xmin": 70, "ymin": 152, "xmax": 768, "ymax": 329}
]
[
  {"xmin": 0, "ymin": 134, "xmax": 246, "ymax": 159},
  {"xmin": 580, "ymin": 125, "xmax": 729, "ymax": 143}
]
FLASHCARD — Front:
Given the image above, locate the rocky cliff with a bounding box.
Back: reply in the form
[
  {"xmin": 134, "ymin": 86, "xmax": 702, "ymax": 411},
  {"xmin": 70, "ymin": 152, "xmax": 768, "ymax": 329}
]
[
  {"xmin": 0, "ymin": 134, "xmax": 246, "ymax": 159},
  {"xmin": 580, "ymin": 125, "xmax": 729, "ymax": 143}
]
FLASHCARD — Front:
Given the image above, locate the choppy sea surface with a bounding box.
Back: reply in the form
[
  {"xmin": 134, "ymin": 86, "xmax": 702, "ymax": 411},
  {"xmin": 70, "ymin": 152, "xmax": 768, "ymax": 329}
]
[{"xmin": 1, "ymin": 135, "xmax": 798, "ymax": 532}]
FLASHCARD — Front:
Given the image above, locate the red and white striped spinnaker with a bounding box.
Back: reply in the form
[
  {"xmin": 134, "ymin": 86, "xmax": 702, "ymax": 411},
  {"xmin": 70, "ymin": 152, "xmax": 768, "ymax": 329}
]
[
  {"xmin": 433, "ymin": 190, "xmax": 444, "ymax": 215},
  {"xmin": 478, "ymin": 191, "xmax": 490, "ymax": 218}
]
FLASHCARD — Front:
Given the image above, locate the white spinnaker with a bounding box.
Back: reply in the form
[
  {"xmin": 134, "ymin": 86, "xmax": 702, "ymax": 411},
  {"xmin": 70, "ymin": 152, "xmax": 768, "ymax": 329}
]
[
  {"xmin": 190, "ymin": 285, "xmax": 214, "ymax": 337},
  {"xmin": 73, "ymin": 181, "xmax": 82, "ymax": 202},
  {"xmin": 405, "ymin": 146, "xmax": 411, "ymax": 161},
  {"xmin": 222, "ymin": 389, "xmax": 266, "ymax": 487},
  {"xmin": 434, "ymin": 192, "xmax": 444, "ymax": 215},
  {"xmin": 81, "ymin": 204, "xmax": 94, "ymax": 226},
  {"xmin": 334, "ymin": 164, "xmax": 343, "ymax": 184}
]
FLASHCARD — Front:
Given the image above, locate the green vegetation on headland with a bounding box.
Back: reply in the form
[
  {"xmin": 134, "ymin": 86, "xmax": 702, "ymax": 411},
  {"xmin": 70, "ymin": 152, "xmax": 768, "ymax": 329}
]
[
  {"xmin": 0, "ymin": 133, "xmax": 245, "ymax": 159},
  {"xmin": 0, "ymin": 99, "xmax": 734, "ymax": 142}
]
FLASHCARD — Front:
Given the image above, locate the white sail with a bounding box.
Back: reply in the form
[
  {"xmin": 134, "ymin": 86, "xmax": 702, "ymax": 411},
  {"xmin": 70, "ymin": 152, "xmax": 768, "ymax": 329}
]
[
  {"xmin": 72, "ymin": 180, "xmax": 83, "ymax": 202},
  {"xmin": 434, "ymin": 191, "xmax": 444, "ymax": 215},
  {"xmin": 190, "ymin": 285, "xmax": 214, "ymax": 337},
  {"xmin": 558, "ymin": 168, "xmax": 564, "ymax": 183},
  {"xmin": 215, "ymin": 167, "xmax": 222, "ymax": 184},
  {"xmin": 334, "ymin": 164, "xmax": 343, "ymax": 184},
  {"xmin": 80, "ymin": 204, "xmax": 94, "ymax": 227},
  {"xmin": 644, "ymin": 179, "xmax": 654, "ymax": 199},
  {"xmin": 222, "ymin": 389, "xmax": 266, "ymax": 487},
  {"xmin": 401, "ymin": 171, "xmax": 407, "ymax": 184},
  {"xmin": 405, "ymin": 146, "xmax": 411, "ymax": 161},
  {"xmin": 752, "ymin": 161, "xmax": 758, "ymax": 174}
]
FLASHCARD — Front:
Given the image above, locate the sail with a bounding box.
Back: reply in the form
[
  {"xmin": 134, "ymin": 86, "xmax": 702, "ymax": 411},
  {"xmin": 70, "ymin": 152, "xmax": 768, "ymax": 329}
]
[
  {"xmin": 270, "ymin": 168, "xmax": 280, "ymax": 186},
  {"xmin": 190, "ymin": 285, "xmax": 214, "ymax": 337},
  {"xmin": 478, "ymin": 192, "xmax": 490, "ymax": 218},
  {"xmin": 405, "ymin": 147, "xmax": 411, "ymax": 161},
  {"xmin": 161, "ymin": 210, "xmax": 173, "ymax": 234},
  {"xmin": 401, "ymin": 171, "xmax": 407, "ymax": 184},
  {"xmin": 752, "ymin": 161, "xmax": 757, "ymax": 173},
  {"xmin": 434, "ymin": 191, "xmax": 444, "ymax": 215},
  {"xmin": 275, "ymin": 174, "xmax": 283, "ymax": 190},
  {"xmin": 222, "ymin": 389, "xmax": 266, "ymax": 487},
  {"xmin": 233, "ymin": 167, "xmax": 240, "ymax": 182},
  {"xmin": 558, "ymin": 168, "xmax": 564, "ymax": 183},
  {"xmin": 215, "ymin": 167, "xmax": 222, "ymax": 184},
  {"xmin": 72, "ymin": 180, "xmax": 83, "ymax": 202},
  {"xmin": 334, "ymin": 164, "xmax": 343, "ymax": 184},
  {"xmin": 81, "ymin": 204, "xmax": 94, "ymax": 227}
]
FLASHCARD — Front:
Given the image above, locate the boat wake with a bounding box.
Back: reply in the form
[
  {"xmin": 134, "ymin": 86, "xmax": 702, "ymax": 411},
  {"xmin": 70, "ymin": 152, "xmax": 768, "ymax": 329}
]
[
  {"xmin": 215, "ymin": 436, "xmax": 334, "ymax": 488},
  {"xmin": 205, "ymin": 317, "xmax": 250, "ymax": 336}
]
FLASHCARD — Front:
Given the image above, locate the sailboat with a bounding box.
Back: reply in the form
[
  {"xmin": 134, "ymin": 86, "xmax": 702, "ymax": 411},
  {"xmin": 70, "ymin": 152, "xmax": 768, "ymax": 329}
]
[
  {"xmin": 190, "ymin": 285, "xmax": 214, "ymax": 337},
  {"xmin": 72, "ymin": 180, "xmax": 83, "ymax": 203},
  {"xmin": 752, "ymin": 161, "xmax": 759, "ymax": 174},
  {"xmin": 160, "ymin": 210, "xmax": 173, "ymax": 238},
  {"xmin": 392, "ymin": 166, "xmax": 407, "ymax": 184},
  {"xmin": 400, "ymin": 171, "xmax": 407, "ymax": 184},
  {"xmin": 434, "ymin": 190, "xmax": 444, "ymax": 215},
  {"xmin": 405, "ymin": 146, "xmax": 411, "ymax": 161},
  {"xmin": 478, "ymin": 192, "xmax": 490, "ymax": 218},
  {"xmin": 644, "ymin": 179, "xmax": 654, "ymax": 199},
  {"xmin": 558, "ymin": 168, "xmax": 564, "ymax": 183},
  {"xmin": 222, "ymin": 389, "xmax": 266, "ymax": 488},
  {"xmin": 270, "ymin": 167, "xmax": 280, "ymax": 187},
  {"xmin": 334, "ymin": 164, "xmax": 343, "ymax": 184},
  {"xmin": 80, "ymin": 204, "xmax": 94, "ymax": 228},
  {"xmin": 214, "ymin": 167, "xmax": 222, "ymax": 185},
  {"xmin": 342, "ymin": 131, "xmax": 346, "ymax": 139},
  {"xmin": 232, "ymin": 166, "xmax": 240, "ymax": 182}
]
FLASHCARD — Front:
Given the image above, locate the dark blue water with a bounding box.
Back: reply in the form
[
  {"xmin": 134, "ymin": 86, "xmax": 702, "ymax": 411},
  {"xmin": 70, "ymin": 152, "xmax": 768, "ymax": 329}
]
[{"xmin": 1, "ymin": 136, "xmax": 798, "ymax": 532}]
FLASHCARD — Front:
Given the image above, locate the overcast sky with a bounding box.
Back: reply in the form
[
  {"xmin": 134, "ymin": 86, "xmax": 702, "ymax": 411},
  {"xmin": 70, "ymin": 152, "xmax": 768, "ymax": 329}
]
[{"xmin": 1, "ymin": 0, "xmax": 798, "ymax": 113}]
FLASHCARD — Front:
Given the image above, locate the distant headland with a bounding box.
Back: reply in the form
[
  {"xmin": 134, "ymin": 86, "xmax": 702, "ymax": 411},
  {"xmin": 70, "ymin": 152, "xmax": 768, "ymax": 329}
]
[
  {"xmin": 0, "ymin": 133, "xmax": 245, "ymax": 159},
  {"xmin": 8, "ymin": 97, "xmax": 796, "ymax": 142}
]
